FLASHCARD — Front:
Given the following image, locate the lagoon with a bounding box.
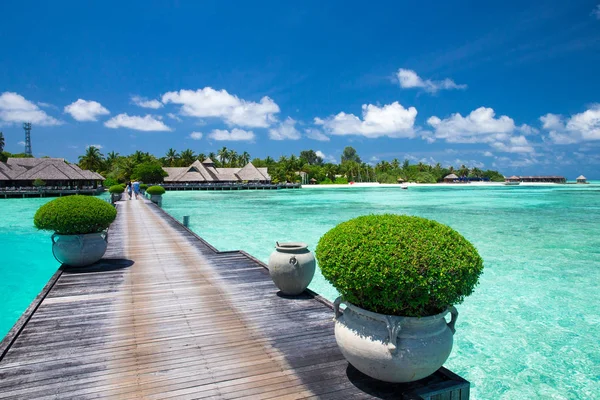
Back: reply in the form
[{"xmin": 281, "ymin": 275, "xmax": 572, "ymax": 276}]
[
  {"xmin": 162, "ymin": 184, "xmax": 600, "ymax": 399},
  {"xmin": 1, "ymin": 185, "xmax": 599, "ymax": 398}
]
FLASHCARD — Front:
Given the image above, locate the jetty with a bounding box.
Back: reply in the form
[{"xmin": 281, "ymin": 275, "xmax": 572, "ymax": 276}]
[{"xmin": 0, "ymin": 199, "xmax": 469, "ymax": 399}]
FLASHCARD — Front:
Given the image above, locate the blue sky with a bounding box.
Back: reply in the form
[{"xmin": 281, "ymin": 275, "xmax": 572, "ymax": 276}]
[{"xmin": 1, "ymin": 0, "xmax": 599, "ymax": 178}]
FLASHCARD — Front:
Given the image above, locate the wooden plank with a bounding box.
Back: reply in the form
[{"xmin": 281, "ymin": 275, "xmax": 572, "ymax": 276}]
[{"xmin": 0, "ymin": 198, "xmax": 469, "ymax": 400}]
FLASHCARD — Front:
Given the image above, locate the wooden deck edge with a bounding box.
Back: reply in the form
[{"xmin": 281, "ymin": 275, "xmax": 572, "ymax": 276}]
[
  {"xmin": 146, "ymin": 200, "xmax": 335, "ymax": 310},
  {"xmin": 0, "ymin": 267, "xmax": 63, "ymax": 361}
]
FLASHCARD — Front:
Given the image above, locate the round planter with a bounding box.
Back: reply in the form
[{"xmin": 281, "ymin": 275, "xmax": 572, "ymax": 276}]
[
  {"xmin": 150, "ymin": 194, "xmax": 162, "ymax": 206},
  {"xmin": 110, "ymin": 193, "xmax": 122, "ymax": 203},
  {"xmin": 268, "ymin": 242, "xmax": 316, "ymax": 295},
  {"xmin": 51, "ymin": 232, "xmax": 109, "ymax": 267},
  {"xmin": 333, "ymin": 298, "xmax": 458, "ymax": 383}
]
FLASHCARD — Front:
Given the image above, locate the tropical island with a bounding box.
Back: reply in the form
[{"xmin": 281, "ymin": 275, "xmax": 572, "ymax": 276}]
[{"xmin": 0, "ymin": 139, "xmax": 507, "ymax": 187}]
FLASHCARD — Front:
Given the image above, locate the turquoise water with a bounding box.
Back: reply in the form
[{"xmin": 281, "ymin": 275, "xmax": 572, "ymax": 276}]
[
  {"xmin": 0, "ymin": 194, "xmax": 110, "ymax": 340},
  {"xmin": 162, "ymin": 184, "xmax": 600, "ymax": 399},
  {"xmin": 0, "ymin": 198, "xmax": 60, "ymax": 339}
]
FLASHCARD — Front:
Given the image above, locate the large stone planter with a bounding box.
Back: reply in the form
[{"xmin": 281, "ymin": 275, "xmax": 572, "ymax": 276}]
[
  {"xmin": 150, "ymin": 194, "xmax": 162, "ymax": 206},
  {"xmin": 268, "ymin": 242, "xmax": 316, "ymax": 295},
  {"xmin": 51, "ymin": 232, "xmax": 108, "ymax": 267},
  {"xmin": 110, "ymin": 193, "xmax": 122, "ymax": 203},
  {"xmin": 333, "ymin": 298, "xmax": 458, "ymax": 383}
]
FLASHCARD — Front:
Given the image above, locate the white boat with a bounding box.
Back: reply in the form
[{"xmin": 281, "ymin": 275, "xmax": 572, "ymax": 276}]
[
  {"xmin": 503, "ymin": 181, "xmax": 521, "ymax": 186},
  {"xmin": 400, "ymin": 184, "xmax": 408, "ymax": 189}
]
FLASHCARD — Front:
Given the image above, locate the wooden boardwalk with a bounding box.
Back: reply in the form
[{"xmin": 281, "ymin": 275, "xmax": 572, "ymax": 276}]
[{"xmin": 0, "ymin": 199, "xmax": 468, "ymax": 399}]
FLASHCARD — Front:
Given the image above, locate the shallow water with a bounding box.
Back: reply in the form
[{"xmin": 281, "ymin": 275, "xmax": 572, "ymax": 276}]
[{"xmin": 162, "ymin": 184, "xmax": 600, "ymax": 399}]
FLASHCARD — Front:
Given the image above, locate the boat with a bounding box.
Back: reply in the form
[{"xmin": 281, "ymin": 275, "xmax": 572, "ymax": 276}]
[
  {"xmin": 400, "ymin": 184, "xmax": 408, "ymax": 189},
  {"xmin": 503, "ymin": 181, "xmax": 521, "ymax": 186}
]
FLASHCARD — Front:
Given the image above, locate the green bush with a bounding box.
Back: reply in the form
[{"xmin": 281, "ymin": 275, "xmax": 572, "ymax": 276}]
[
  {"xmin": 139, "ymin": 183, "xmax": 148, "ymax": 190},
  {"xmin": 334, "ymin": 177, "xmax": 348, "ymax": 184},
  {"xmin": 146, "ymin": 185, "xmax": 165, "ymax": 195},
  {"xmin": 33, "ymin": 178, "xmax": 46, "ymax": 187},
  {"xmin": 316, "ymin": 214, "xmax": 484, "ymax": 317},
  {"xmin": 131, "ymin": 162, "xmax": 168, "ymax": 183},
  {"xmin": 34, "ymin": 195, "xmax": 117, "ymax": 235},
  {"xmin": 109, "ymin": 185, "xmax": 125, "ymax": 194},
  {"xmin": 103, "ymin": 177, "xmax": 119, "ymax": 187}
]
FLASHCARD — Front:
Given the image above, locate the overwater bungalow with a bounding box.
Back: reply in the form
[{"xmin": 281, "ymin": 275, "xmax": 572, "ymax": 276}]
[
  {"xmin": 0, "ymin": 158, "xmax": 104, "ymax": 193},
  {"xmin": 517, "ymin": 176, "xmax": 566, "ymax": 183},
  {"xmin": 576, "ymin": 175, "xmax": 588, "ymax": 184},
  {"xmin": 163, "ymin": 158, "xmax": 271, "ymax": 185}
]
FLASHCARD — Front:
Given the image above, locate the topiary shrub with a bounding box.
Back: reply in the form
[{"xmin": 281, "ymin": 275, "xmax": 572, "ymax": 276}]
[
  {"xmin": 139, "ymin": 183, "xmax": 148, "ymax": 190},
  {"xmin": 108, "ymin": 185, "xmax": 124, "ymax": 194},
  {"xmin": 34, "ymin": 195, "xmax": 117, "ymax": 235},
  {"xmin": 146, "ymin": 185, "xmax": 166, "ymax": 195},
  {"xmin": 316, "ymin": 214, "xmax": 484, "ymax": 317}
]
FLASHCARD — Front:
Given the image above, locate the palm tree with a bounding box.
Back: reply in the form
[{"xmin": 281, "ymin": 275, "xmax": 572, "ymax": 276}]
[
  {"xmin": 179, "ymin": 149, "xmax": 196, "ymax": 166},
  {"xmin": 391, "ymin": 158, "xmax": 400, "ymax": 170},
  {"xmin": 165, "ymin": 148, "xmax": 179, "ymax": 167},
  {"xmin": 265, "ymin": 156, "xmax": 275, "ymax": 166},
  {"xmin": 218, "ymin": 147, "xmax": 229, "ymax": 167},
  {"xmin": 458, "ymin": 164, "xmax": 470, "ymax": 177},
  {"xmin": 240, "ymin": 151, "xmax": 251, "ymax": 165},
  {"xmin": 196, "ymin": 153, "xmax": 207, "ymax": 162},
  {"xmin": 78, "ymin": 146, "xmax": 104, "ymax": 172},
  {"xmin": 0, "ymin": 132, "xmax": 4, "ymax": 153}
]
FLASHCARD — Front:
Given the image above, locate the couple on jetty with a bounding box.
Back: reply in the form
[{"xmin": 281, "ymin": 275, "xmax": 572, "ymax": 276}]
[{"xmin": 125, "ymin": 180, "xmax": 141, "ymax": 200}]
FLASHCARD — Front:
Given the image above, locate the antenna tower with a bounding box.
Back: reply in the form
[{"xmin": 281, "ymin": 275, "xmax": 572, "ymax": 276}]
[{"xmin": 23, "ymin": 122, "xmax": 32, "ymax": 156}]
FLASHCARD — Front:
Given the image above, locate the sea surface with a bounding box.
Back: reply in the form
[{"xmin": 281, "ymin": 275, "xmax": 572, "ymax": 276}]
[
  {"xmin": 161, "ymin": 184, "xmax": 600, "ymax": 399},
  {"xmin": 1, "ymin": 185, "xmax": 599, "ymax": 399}
]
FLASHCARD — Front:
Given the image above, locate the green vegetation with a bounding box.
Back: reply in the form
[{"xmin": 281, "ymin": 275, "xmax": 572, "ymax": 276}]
[
  {"xmin": 32, "ymin": 178, "xmax": 46, "ymax": 187},
  {"xmin": 139, "ymin": 183, "xmax": 148, "ymax": 190},
  {"xmin": 108, "ymin": 185, "xmax": 124, "ymax": 194},
  {"xmin": 131, "ymin": 162, "xmax": 168, "ymax": 183},
  {"xmin": 146, "ymin": 185, "xmax": 166, "ymax": 195},
  {"xmin": 316, "ymin": 214, "xmax": 484, "ymax": 317},
  {"xmin": 34, "ymin": 195, "xmax": 117, "ymax": 235},
  {"xmin": 47, "ymin": 144, "xmax": 504, "ymax": 185}
]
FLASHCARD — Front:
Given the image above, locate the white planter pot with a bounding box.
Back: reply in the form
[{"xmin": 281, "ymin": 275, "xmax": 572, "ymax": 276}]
[
  {"xmin": 268, "ymin": 242, "xmax": 316, "ymax": 295},
  {"xmin": 110, "ymin": 193, "xmax": 122, "ymax": 203},
  {"xmin": 333, "ymin": 298, "xmax": 457, "ymax": 383},
  {"xmin": 51, "ymin": 232, "xmax": 109, "ymax": 267},
  {"xmin": 150, "ymin": 194, "xmax": 162, "ymax": 206}
]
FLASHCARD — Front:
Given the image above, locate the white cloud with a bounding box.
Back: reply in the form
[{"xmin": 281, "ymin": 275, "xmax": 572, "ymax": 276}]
[
  {"xmin": 162, "ymin": 87, "xmax": 280, "ymax": 128},
  {"xmin": 189, "ymin": 131, "xmax": 203, "ymax": 140},
  {"xmin": 305, "ymin": 128, "xmax": 330, "ymax": 141},
  {"xmin": 0, "ymin": 92, "xmax": 61, "ymax": 126},
  {"xmin": 490, "ymin": 136, "xmax": 534, "ymax": 153},
  {"xmin": 592, "ymin": 5, "xmax": 600, "ymax": 19},
  {"xmin": 315, "ymin": 150, "xmax": 337, "ymax": 164},
  {"xmin": 167, "ymin": 112, "xmax": 182, "ymax": 122},
  {"xmin": 208, "ymin": 128, "xmax": 255, "ymax": 141},
  {"xmin": 317, "ymin": 102, "xmax": 417, "ymax": 138},
  {"xmin": 87, "ymin": 144, "xmax": 103, "ymax": 149},
  {"xmin": 397, "ymin": 69, "xmax": 467, "ymax": 93},
  {"xmin": 427, "ymin": 107, "xmax": 534, "ymax": 153},
  {"xmin": 268, "ymin": 117, "xmax": 301, "ymax": 140},
  {"xmin": 104, "ymin": 114, "xmax": 172, "ymax": 131},
  {"xmin": 17, "ymin": 141, "xmax": 25, "ymax": 146},
  {"xmin": 541, "ymin": 105, "xmax": 600, "ymax": 144},
  {"xmin": 131, "ymin": 95, "xmax": 163, "ymax": 109},
  {"xmin": 483, "ymin": 151, "xmax": 494, "ymax": 157},
  {"xmin": 64, "ymin": 99, "xmax": 110, "ymax": 122}
]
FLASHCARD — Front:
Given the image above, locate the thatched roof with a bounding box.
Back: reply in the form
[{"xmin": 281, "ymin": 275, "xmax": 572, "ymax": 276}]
[
  {"xmin": 577, "ymin": 175, "xmax": 586, "ymax": 180},
  {"xmin": 0, "ymin": 158, "xmax": 104, "ymax": 181},
  {"xmin": 397, "ymin": 178, "xmax": 404, "ymax": 183},
  {"xmin": 163, "ymin": 162, "xmax": 271, "ymax": 183},
  {"xmin": 444, "ymin": 174, "xmax": 458, "ymax": 179},
  {"xmin": 508, "ymin": 175, "xmax": 520, "ymax": 180},
  {"xmin": 202, "ymin": 158, "xmax": 215, "ymax": 165},
  {"xmin": 236, "ymin": 163, "xmax": 267, "ymax": 181}
]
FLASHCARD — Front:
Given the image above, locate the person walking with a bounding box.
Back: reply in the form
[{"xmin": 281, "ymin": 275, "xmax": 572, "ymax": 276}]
[
  {"xmin": 132, "ymin": 180, "xmax": 140, "ymax": 200},
  {"xmin": 126, "ymin": 181, "xmax": 132, "ymax": 200}
]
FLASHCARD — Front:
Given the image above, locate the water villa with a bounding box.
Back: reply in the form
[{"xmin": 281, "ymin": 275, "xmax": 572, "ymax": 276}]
[
  {"xmin": 511, "ymin": 176, "xmax": 566, "ymax": 184},
  {"xmin": 0, "ymin": 158, "xmax": 104, "ymax": 198},
  {"xmin": 576, "ymin": 175, "xmax": 588, "ymax": 184},
  {"xmin": 162, "ymin": 159, "xmax": 299, "ymax": 190}
]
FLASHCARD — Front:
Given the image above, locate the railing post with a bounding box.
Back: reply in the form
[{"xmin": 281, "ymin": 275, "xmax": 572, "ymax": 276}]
[{"xmin": 183, "ymin": 216, "xmax": 190, "ymax": 228}]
